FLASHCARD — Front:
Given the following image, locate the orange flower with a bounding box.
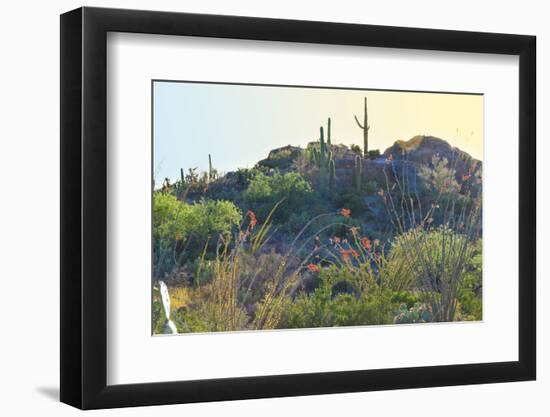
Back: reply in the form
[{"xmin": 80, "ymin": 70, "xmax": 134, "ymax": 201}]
[
  {"xmin": 307, "ymin": 263, "xmax": 320, "ymax": 273},
  {"xmin": 350, "ymin": 249, "xmax": 359, "ymax": 258},
  {"xmin": 340, "ymin": 208, "xmax": 351, "ymax": 218},
  {"xmin": 333, "ymin": 236, "xmax": 341, "ymax": 244},
  {"xmin": 462, "ymin": 174, "xmax": 471, "ymax": 181},
  {"xmin": 247, "ymin": 210, "xmax": 257, "ymax": 229},
  {"xmin": 361, "ymin": 237, "xmax": 371, "ymax": 250},
  {"xmin": 340, "ymin": 248, "xmax": 352, "ymax": 263}
]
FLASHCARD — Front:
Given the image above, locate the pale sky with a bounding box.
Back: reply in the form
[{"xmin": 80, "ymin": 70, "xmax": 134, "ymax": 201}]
[{"xmin": 153, "ymin": 81, "xmax": 483, "ymax": 183}]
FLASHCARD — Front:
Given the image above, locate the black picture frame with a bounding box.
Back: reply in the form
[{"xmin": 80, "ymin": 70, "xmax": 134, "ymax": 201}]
[{"xmin": 60, "ymin": 6, "xmax": 536, "ymax": 410}]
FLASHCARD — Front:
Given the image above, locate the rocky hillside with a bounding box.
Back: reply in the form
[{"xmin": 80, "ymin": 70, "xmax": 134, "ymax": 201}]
[
  {"xmin": 256, "ymin": 135, "xmax": 480, "ymax": 187},
  {"xmin": 189, "ymin": 134, "xmax": 481, "ymax": 210}
]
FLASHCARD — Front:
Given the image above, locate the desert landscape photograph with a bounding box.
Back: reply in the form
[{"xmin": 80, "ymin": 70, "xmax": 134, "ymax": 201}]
[{"xmin": 152, "ymin": 81, "xmax": 483, "ymax": 334}]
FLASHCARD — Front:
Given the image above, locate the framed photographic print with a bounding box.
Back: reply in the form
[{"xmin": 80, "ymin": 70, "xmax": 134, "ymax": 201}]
[{"xmin": 60, "ymin": 6, "xmax": 536, "ymax": 409}]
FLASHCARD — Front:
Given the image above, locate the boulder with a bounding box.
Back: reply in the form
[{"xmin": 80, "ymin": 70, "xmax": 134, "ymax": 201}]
[
  {"xmin": 257, "ymin": 145, "xmax": 303, "ymax": 170},
  {"xmin": 383, "ymin": 135, "xmax": 481, "ymax": 178}
]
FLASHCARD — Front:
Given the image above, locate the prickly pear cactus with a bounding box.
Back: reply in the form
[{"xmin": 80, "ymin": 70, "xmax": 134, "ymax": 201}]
[{"xmin": 393, "ymin": 302, "xmax": 432, "ymax": 324}]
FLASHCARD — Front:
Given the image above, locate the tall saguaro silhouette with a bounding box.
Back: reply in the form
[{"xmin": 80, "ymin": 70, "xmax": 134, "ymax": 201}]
[{"xmin": 354, "ymin": 97, "xmax": 370, "ymax": 157}]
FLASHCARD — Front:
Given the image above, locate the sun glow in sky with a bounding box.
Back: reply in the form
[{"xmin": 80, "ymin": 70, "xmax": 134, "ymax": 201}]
[{"xmin": 153, "ymin": 81, "xmax": 483, "ymax": 183}]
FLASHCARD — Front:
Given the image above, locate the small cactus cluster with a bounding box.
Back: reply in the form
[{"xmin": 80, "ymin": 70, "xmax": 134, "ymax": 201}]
[
  {"xmin": 351, "ymin": 155, "xmax": 362, "ymax": 191},
  {"xmin": 312, "ymin": 118, "xmax": 336, "ymax": 188},
  {"xmin": 393, "ymin": 302, "xmax": 432, "ymax": 324}
]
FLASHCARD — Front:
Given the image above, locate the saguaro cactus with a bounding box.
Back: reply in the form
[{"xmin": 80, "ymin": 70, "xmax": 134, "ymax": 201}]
[
  {"xmin": 312, "ymin": 122, "xmax": 336, "ymax": 187},
  {"xmin": 313, "ymin": 127, "xmax": 328, "ymax": 167},
  {"xmin": 329, "ymin": 159, "xmax": 336, "ymax": 188},
  {"xmin": 354, "ymin": 97, "xmax": 370, "ymax": 157},
  {"xmin": 320, "ymin": 126, "xmax": 326, "ymax": 159},
  {"xmin": 208, "ymin": 154, "xmax": 215, "ymax": 181},
  {"xmin": 352, "ymin": 155, "xmax": 362, "ymax": 190}
]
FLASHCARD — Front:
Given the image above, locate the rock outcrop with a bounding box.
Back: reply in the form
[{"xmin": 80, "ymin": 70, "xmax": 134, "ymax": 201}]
[{"xmin": 383, "ymin": 135, "xmax": 481, "ymax": 179}]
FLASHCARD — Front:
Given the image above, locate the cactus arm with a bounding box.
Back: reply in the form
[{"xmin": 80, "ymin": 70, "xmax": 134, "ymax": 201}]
[
  {"xmin": 327, "ymin": 117, "xmax": 332, "ymax": 147},
  {"xmin": 319, "ymin": 126, "xmax": 328, "ymax": 169},
  {"xmin": 354, "ymin": 114, "xmax": 364, "ymax": 129}
]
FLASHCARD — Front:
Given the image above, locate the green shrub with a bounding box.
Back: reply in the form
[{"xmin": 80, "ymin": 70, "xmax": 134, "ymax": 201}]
[
  {"xmin": 350, "ymin": 144, "xmax": 362, "ymax": 155},
  {"xmin": 244, "ymin": 172, "xmax": 317, "ymax": 223},
  {"xmin": 331, "ymin": 188, "xmax": 365, "ymax": 216},
  {"xmin": 457, "ymin": 239, "xmax": 482, "ymax": 320},
  {"xmin": 282, "ymin": 266, "xmax": 396, "ymax": 328},
  {"xmin": 383, "ymin": 226, "xmax": 479, "ymax": 321},
  {"xmin": 390, "ymin": 291, "xmax": 421, "ymax": 308},
  {"xmin": 367, "ymin": 149, "xmax": 381, "ymax": 159},
  {"xmin": 153, "ymin": 193, "xmax": 241, "ymax": 276},
  {"xmin": 154, "ymin": 193, "xmax": 241, "ymax": 242},
  {"xmin": 151, "ymin": 286, "xmax": 166, "ymax": 334},
  {"xmin": 419, "ymin": 155, "xmax": 460, "ymax": 196},
  {"xmin": 171, "ymin": 303, "xmax": 249, "ymax": 333},
  {"xmin": 364, "ymin": 180, "xmax": 379, "ymax": 195}
]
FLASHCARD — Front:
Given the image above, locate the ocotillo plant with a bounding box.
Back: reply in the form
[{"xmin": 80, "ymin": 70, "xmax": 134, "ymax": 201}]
[
  {"xmin": 352, "ymin": 155, "xmax": 362, "ymax": 190},
  {"xmin": 354, "ymin": 97, "xmax": 370, "ymax": 157}
]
